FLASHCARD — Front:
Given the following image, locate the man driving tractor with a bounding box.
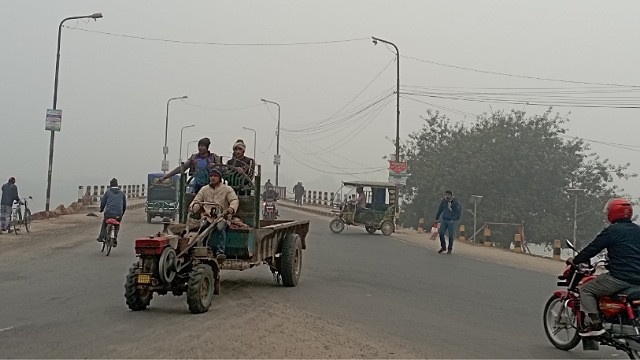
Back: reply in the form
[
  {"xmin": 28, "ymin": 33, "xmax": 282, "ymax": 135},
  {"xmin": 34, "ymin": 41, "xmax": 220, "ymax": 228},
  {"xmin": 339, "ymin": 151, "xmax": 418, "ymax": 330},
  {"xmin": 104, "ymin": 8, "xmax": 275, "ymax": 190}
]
[{"xmin": 189, "ymin": 168, "xmax": 239, "ymax": 263}]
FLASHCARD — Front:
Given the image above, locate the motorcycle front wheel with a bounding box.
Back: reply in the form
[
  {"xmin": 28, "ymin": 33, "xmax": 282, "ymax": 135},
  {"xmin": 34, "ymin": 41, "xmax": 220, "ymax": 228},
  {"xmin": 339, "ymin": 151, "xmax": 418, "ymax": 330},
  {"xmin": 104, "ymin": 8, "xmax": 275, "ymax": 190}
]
[{"xmin": 543, "ymin": 294, "xmax": 581, "ymax": 351}]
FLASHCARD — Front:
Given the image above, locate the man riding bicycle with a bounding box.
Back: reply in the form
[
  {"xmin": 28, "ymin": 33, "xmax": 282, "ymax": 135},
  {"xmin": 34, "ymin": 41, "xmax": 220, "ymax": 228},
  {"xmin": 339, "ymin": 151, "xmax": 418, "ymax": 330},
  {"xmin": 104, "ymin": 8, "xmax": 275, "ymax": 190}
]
[{"xmin": 96, "ymin": 178, "xmax": 127, "ymax": 246}]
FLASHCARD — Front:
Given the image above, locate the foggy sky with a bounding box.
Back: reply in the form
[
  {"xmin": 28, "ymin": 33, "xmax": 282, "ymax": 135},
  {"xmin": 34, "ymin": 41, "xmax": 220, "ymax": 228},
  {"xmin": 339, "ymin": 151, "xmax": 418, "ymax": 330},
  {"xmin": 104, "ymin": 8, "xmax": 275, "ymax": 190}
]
[{"xmin": 1, "ymin": 0, "xmax": 639, "ymax": 212}]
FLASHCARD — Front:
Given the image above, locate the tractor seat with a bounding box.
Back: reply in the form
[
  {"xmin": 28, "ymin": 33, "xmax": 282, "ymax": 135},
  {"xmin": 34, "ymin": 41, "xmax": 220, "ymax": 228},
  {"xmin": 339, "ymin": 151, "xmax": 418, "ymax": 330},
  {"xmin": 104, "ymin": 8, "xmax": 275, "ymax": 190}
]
[{"xmin": 106, "ymin": 218, "xmax": 121, "ymax": 225}]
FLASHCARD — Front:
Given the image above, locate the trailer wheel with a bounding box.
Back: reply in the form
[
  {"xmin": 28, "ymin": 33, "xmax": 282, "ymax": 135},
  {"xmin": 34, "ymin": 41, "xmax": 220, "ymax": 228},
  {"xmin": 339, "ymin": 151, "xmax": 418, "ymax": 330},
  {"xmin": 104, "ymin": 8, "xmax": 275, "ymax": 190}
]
[
  {"xmin": 280, "ymin": 234, "xmax": 302, "ymax": 287},
  {"xmin": 187, "ymin": 264, "xmax": 214, "ymax": 314}
]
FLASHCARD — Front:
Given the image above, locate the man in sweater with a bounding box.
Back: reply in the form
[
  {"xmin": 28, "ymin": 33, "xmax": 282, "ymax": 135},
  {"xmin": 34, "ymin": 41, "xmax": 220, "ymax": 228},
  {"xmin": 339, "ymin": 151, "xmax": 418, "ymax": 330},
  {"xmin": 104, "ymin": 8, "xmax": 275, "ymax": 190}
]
[
  {"xmin": 435, "ymin": 190, "xmax": 462, "ymax": 254},
  {"xmin": 1, "ymin": 177, "xmax": 21, "ymax": 234},
  {"xmin": 97, "ymin": 178, "xmax": 127, "ymax": 246}
]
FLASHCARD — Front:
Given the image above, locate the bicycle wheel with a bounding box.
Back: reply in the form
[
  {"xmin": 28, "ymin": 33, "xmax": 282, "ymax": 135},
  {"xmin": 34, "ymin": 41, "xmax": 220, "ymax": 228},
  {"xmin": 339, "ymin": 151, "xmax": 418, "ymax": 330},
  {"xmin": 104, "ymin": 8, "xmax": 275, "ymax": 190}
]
[
  {"xmin": 24, "ymin": 209, "xmax": 31, "ymax": 233},
  {"xmin": 105, "ymin": 225, "xmax": 113, "ymax": 256},
  {"xmin": 12, "ymin": 211, "xmax": 22, "ymax": 235}
]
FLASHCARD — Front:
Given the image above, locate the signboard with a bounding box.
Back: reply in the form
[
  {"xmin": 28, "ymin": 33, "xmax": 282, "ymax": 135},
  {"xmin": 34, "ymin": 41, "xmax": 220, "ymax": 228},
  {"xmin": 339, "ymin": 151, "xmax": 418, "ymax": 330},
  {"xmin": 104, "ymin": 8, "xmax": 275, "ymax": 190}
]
[
  {"xmin": 273, "ymin": 154, "xmax": 281, "ymax": 166},
  {"xmin": 161, "ymin": 160, "xmax": 169, "ymax": 172},
  {"xmin": 45, "ymin": 109, "xmax": 62, "ymax": 131},
  {"xmin": 162, "ymin": 146, "xmax": 169, "ymax": 155},
  {"xmin": 388, "ymin": 160, "xmax": 408, "ymax": 186}
]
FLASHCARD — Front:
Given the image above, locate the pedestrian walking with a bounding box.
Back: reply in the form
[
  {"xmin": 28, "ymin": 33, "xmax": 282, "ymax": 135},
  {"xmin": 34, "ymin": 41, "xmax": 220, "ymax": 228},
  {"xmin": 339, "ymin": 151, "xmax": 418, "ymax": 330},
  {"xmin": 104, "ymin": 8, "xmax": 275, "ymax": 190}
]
[
  {"xmin": 435, "ymin": 190, "xmax": 462, "ymax": 254},
  {"xmin": 1, "ymin": 177, "xmax": 21, "ymax": 234},
  {"xmin": 293, "ymin": 182, "xmax": 305, "ymax": 205}
]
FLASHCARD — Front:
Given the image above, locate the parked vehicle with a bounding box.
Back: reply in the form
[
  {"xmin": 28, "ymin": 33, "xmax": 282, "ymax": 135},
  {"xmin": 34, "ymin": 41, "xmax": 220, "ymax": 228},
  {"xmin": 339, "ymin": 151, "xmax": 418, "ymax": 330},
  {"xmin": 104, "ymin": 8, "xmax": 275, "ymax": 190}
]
[
  {"xmin": 125, "ymin": 164, "xmax": 310, "ymax": 314},
  {"xmin": 10, "ymin": 196, "xmax": 32, "ymax": 235},
  {"xmin": 543, "ymin": 240, "xmax": 640, "ymax": 359},
  {"xmin": 329, "ymin": 181, "xmax": 397, "ymax": 236},
  {"xmin": 146, "ymin": 173, "xmax": 179, "ymax": 223}
]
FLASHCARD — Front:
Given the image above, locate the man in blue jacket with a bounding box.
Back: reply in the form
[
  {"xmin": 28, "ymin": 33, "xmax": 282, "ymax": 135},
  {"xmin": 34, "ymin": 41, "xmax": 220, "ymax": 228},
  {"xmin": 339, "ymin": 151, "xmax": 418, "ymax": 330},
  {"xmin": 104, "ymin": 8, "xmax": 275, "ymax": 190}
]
[
  {"xmin": 435, "ymin": 190, "xmax": 462, "ymax": 254},
  {"xmin": 1, "ymin": 177, "xmax": 21, "ymax": 234},
  {"xmin": 97, "ymin": 178, "xmax": 127, "ymax": 246}
]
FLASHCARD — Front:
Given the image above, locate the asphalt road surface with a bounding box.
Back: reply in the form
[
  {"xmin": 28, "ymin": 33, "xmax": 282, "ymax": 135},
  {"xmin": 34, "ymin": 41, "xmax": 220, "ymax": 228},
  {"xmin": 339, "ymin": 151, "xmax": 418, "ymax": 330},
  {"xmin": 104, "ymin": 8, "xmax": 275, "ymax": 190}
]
[{"xmin": 0, "ymin": 207, "xmax": 625, "ymax": 358}]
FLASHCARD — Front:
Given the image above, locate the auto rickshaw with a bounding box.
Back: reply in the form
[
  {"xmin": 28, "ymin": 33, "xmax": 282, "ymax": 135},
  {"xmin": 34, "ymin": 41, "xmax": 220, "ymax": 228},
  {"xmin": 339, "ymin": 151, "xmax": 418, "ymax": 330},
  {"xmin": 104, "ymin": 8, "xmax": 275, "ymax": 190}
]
[{"xmin": 329, "ymin": 181, "xmax": 398, "ymax": 236}]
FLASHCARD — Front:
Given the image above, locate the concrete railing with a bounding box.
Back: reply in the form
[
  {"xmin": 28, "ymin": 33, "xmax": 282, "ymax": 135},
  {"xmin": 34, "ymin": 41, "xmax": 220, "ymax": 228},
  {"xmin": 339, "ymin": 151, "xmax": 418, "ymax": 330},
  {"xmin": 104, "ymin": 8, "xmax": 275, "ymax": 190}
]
[{"xmin": 77, "ymin": 184, "xmax": 145, "ymax": 205}]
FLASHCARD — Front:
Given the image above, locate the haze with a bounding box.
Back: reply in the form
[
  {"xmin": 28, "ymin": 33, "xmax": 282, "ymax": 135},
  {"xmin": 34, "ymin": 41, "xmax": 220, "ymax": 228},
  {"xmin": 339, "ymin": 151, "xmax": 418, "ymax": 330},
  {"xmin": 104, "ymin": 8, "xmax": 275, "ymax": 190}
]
[{"xmin": 1, "ymin": 0, "xmax": 638, "ymax": 211}]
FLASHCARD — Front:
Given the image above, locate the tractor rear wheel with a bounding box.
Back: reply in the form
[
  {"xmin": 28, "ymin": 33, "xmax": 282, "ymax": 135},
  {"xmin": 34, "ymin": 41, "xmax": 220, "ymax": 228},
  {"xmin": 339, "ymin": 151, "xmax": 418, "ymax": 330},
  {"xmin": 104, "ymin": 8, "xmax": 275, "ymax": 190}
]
[{"xmin": 187, "ymin": 264, "xmax": 214, "ymax": 314}]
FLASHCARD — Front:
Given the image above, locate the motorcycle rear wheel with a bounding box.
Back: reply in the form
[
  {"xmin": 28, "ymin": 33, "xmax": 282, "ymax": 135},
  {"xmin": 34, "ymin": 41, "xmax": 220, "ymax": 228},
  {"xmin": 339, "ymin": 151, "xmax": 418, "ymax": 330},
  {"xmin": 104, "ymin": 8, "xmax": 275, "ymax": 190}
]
[{"xmin": 543, "ymin": 294, "xmax": 580, "ymax": 350}]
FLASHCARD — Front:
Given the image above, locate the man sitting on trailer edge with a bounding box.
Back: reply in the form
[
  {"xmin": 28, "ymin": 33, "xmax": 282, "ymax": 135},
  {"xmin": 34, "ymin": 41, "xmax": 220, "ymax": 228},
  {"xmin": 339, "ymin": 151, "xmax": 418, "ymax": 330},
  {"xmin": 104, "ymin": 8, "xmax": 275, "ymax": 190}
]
[{"xmin": 190, "ymin": 168, "xmax": 239, "ymax": 263}]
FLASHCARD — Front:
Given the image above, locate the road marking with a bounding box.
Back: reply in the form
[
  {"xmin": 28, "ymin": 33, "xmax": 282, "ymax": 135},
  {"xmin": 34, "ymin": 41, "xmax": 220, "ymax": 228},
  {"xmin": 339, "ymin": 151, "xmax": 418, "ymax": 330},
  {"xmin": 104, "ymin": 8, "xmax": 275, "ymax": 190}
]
[{"xmin": 0, "ymin": 327, "xmax": 14, "ymax": 332}]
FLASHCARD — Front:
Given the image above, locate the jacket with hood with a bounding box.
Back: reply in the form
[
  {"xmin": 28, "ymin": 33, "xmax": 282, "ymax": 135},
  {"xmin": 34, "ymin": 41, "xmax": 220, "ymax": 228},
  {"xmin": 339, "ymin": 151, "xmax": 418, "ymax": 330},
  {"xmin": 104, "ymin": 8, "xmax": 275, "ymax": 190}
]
[
  {"xmin": 100, "ymin": 187, "xmax": 127, "ymax": 216},
  {"xmin": 1, "ymin": 182, "xmax": 19, "ymax": 207}
]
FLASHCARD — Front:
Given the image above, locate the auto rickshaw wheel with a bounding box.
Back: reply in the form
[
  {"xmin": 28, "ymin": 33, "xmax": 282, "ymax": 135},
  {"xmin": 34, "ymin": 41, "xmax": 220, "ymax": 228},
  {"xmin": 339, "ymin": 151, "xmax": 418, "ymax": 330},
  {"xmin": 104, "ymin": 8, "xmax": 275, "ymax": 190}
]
[
  {"xmin": 365, "ymin": 226, "xmax": 377, "ymax": 234},
  {"xmin": 329, "ymin": 219, "xmax": 345, "ymax": 233},
  {"xmin": 381, "ymin": 221, "xmax": 395, "ymax": 236},
  {"xmin": 187, "ymin": 264, "xmax": 214, "ymax": 314},
  {"xmin": 125, "ymin": 264, "xmax": 152, "ymax": 311},
  {"xmin": 280, "ymin": 234, "xmax": 302, "ymax": 287}
]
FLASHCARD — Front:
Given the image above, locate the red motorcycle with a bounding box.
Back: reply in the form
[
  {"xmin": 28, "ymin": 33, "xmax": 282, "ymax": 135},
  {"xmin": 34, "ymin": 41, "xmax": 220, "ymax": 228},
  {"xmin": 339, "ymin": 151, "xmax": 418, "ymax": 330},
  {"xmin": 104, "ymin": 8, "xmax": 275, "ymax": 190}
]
[{"xmin": 544, "ymin": 241, "xmax": 640, "ymax": 358}]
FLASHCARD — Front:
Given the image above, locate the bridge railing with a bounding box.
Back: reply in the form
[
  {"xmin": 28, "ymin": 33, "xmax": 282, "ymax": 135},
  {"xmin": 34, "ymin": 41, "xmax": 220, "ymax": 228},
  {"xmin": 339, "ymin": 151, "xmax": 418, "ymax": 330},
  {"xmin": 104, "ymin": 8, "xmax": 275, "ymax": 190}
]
[{"xmin": 77, "ymin": 184, "xmax": 146, "ymax": 205}]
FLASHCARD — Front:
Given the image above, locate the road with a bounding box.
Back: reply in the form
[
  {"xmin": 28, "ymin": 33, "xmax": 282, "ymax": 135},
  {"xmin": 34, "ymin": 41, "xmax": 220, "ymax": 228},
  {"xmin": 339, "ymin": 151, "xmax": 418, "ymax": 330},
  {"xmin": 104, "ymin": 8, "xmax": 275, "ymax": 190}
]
[{"xmin": 0, "ymin": 207, "xmax": 624, "ymax": 358}]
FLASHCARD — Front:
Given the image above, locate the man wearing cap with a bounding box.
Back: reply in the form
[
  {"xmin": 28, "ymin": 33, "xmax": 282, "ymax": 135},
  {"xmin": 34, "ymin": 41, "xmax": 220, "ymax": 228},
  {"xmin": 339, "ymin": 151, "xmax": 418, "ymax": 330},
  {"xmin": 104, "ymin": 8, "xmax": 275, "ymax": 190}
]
[
  {"xmin": 1, "ymin": 177, "xmax": 21, "ymax": 234},
  {"xmin": 227, "ymin": 139, "xmax": 255, "ymax": 179},
  {"xmin": 161, "ymin": 137, "xmax": 221, "ymax": 193},
  {"xmin": 97, "ymin": 178, "xmax": 127, "ymax": 246},
  {"xmin": 190, "ymin": 168, "xmax": 239, "ymax": 262}
]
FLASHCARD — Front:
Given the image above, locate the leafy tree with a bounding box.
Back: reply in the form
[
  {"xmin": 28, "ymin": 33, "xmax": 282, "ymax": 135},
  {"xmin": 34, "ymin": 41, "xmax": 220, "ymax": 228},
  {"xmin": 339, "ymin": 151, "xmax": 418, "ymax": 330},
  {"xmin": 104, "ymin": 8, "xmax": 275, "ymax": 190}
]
[{"xmin": 400, "ymin": 108, "xmax": 636, "ymax": 248}]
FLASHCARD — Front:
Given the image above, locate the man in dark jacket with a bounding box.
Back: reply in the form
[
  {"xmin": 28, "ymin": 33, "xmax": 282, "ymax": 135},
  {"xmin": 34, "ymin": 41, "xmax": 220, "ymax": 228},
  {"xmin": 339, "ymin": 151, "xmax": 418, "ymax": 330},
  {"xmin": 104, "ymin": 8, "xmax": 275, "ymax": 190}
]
[
  {"xmin": 567, "ymin": 198, "xmax": 640, "ymax": 337},
  {"xmin": 435, "ymin": 190, "xmax": 462, "ymax": 254},
  {"xmin": 293, "ymin": 182, "xmax": 305, "ymax": 205},
  {"xmin": 1, "ymin": 177, "xmax": 21, "ymax": 233},
  {"xmin": 97, "ymin": 178, "xmax": 127, "ymax": 246}
]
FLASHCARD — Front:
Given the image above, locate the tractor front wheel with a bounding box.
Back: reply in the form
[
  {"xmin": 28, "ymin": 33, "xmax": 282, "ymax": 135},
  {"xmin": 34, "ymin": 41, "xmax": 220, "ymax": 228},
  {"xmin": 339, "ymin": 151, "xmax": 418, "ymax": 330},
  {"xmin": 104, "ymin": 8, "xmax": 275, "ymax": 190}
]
[{"xmin": 124, "ymin": 264, "xmax": 152, "ymax": 311}]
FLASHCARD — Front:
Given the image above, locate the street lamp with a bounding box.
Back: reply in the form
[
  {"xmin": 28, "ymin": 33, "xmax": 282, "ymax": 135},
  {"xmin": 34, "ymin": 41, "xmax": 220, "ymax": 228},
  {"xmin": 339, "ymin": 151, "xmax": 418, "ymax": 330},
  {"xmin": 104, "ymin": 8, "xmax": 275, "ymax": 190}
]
[
  {"xmin": 186, "ymin": 140, "xmax": 198, "ymax": 157},
  {"xmin": 372, "ymin": 36, "xmax": 400, "ymax": 163},
  {"xmin": 178, "ymin": 124, "xmax": 196, "ymax": 165},
  {"xmin": 45, "ymin": 12, "xmax": 103, "ymax": 212},
  {"xmin": 242, "ymin": 127, "xmax": 257, "ymax": 161},
  {"xmin": 468, "ymin": 195, "xmax": 483, "ymax": 242},
  {"xmin": 163, "ymin": 95, "xmax": 188, "ymax": 172},
  {"xmin": 567, "ymin": 188, "xmax": 585, "ymax": 251},
  {"xmin": 261, "ymin": 98, "xmax": 281, "ymax": 187}
]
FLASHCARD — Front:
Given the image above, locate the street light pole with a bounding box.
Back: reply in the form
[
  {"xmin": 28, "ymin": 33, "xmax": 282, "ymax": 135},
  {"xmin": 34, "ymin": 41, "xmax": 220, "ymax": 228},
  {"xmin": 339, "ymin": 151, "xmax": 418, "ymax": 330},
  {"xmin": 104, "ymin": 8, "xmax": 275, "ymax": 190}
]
[
  {"xmin": 45, "ymin": 12, "xmax": 103, "ymax": 212},
  {"xmin": 178, "ymin": 124, "xmax": 195, "ymax": 165},
  {"xmin": 243, "ymin": 127, "xmax": 257, "ymax": 161},
  {"xmin": 469, "ymin": 195, "xmax": 483, "ymax": 242},
  {"xmin": 261, "ymin": 98, "xmax": 281, "ymax": 187},
  {"xmin": 186, "ymin": 140, "xmax": 198, "ymax": 158},
  {"xmin": 163, "ymin": 95, "xmax": 188, "ymax": 171},
  {"xmin": 567, "ymin": 188, "xmax": 585, "ymax": 251},
  {"xmin": 372, "ymin": 36, "xmax": 400, "ymax": 163}
]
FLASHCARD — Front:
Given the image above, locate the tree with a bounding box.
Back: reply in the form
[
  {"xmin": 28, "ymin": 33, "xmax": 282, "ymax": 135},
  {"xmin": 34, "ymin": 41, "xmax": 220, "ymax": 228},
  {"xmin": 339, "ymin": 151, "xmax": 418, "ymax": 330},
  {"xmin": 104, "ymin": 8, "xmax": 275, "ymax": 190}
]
[{"xmin": 400, "ymin": 108, "xmax": 636, "ymax": 247}]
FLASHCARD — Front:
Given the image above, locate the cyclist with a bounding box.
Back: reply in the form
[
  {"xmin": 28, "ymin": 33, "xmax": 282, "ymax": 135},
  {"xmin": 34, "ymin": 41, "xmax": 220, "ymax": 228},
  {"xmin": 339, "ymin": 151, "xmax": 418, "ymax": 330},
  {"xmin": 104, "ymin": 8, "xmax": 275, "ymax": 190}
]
[
  {"xmin": 96, "ymin": 178, "xmax": 127, "ymax": 246},
  {"xmin": 1, "ymin": 177, "xmax": 21, "ymax": 234}
]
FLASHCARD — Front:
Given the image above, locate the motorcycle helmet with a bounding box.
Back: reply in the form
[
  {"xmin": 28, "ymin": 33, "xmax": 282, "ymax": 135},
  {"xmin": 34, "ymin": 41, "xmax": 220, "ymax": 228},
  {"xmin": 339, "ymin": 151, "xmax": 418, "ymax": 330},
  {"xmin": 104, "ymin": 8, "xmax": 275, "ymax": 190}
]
[{"xmin": 603, "ymin": 198, "xmax": 633, "ymax": 223}]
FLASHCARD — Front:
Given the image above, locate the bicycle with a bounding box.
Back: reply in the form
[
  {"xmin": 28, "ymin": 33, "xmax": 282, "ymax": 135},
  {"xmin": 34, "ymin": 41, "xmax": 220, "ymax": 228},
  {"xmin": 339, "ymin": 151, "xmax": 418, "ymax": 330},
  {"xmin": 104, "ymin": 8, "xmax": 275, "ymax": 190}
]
[
  {"xmin": 10, "ymin": 196, "xmax": 32, "ymax": 235},
  {"xmin": 101, "ymin": 217, "xmax": 121, "ymax": 256}
]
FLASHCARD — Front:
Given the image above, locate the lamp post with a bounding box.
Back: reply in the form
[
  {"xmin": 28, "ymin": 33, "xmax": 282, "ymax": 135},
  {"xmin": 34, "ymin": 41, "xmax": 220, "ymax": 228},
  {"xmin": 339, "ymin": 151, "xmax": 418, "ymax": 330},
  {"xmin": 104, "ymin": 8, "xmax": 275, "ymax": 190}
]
[
  {"xmin": 372, "ymin": 36, "xmax": 400, "ymax": 163},
  {"xmin": 469, "ymin": 195, "xmax": 483, "ymax": 242},
  {"xmin": 45, "ymin": 12, "xmax": 103, "ymax": 212},
  {"xmin": 260, "ymin": 98, "xmax": 281, "ymax": 186},
  {"xmin": 243, "ymin": 127, "xmax": 257, "ymax": 161},
  {"xmin": 163, "ymin": 95, "xmax": 188, "ymax": 171},
  {"xmin": 186, "ymin": 140, "xmax": 198, "ymax": 157},
  {"xmin": 567, "ymin": 188, "xmax": 585, "ymax": 251},
  {"xmin": 178, "ymin": 124, "xmax": 195, "ymax": 165}
]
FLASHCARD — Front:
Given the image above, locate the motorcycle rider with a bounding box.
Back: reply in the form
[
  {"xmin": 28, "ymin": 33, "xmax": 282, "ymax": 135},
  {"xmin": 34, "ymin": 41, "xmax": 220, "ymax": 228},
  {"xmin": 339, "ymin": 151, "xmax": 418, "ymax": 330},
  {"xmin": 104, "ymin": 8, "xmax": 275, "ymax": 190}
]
[
  {"xmin": 566, "ymin": 198, "xmax": 640, "ymax": 337},
  {"xmin": 160, "ymin": 137, "xmax": 221, "ymax": 193},
  {"xmin": 262, "ymin": 180, "xmax": 278, "ymax": 217},
  {"xmin": 96, "ymin": 178, "xmax": 127, "ymax": 246},
  {"xmin": 189, "ymin": 168, "xmax": 238, "ymax": 262}
]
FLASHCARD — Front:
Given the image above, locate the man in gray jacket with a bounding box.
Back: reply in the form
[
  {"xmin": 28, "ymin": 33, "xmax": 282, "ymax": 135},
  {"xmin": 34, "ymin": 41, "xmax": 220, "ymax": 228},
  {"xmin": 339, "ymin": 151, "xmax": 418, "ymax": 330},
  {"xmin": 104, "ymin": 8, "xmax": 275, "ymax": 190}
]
[
  {"xmin": 97, "ymin": 178, "xmax": 127, "ymax": 246},
  {"xmin": 1, "ymin": 177, "xmax": 21, "ymax": 234}
]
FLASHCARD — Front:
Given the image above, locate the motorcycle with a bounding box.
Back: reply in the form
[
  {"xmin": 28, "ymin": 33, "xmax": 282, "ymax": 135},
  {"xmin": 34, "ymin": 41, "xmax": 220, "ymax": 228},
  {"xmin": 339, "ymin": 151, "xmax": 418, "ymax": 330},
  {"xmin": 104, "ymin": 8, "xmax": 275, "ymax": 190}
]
[
  {"xmin": 543, "ymin": 240, "xmax": 640, "ymax": 359},
  {"xmin": 262, "ymin": 200, "xmax": 278, "ymax": 221}
]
